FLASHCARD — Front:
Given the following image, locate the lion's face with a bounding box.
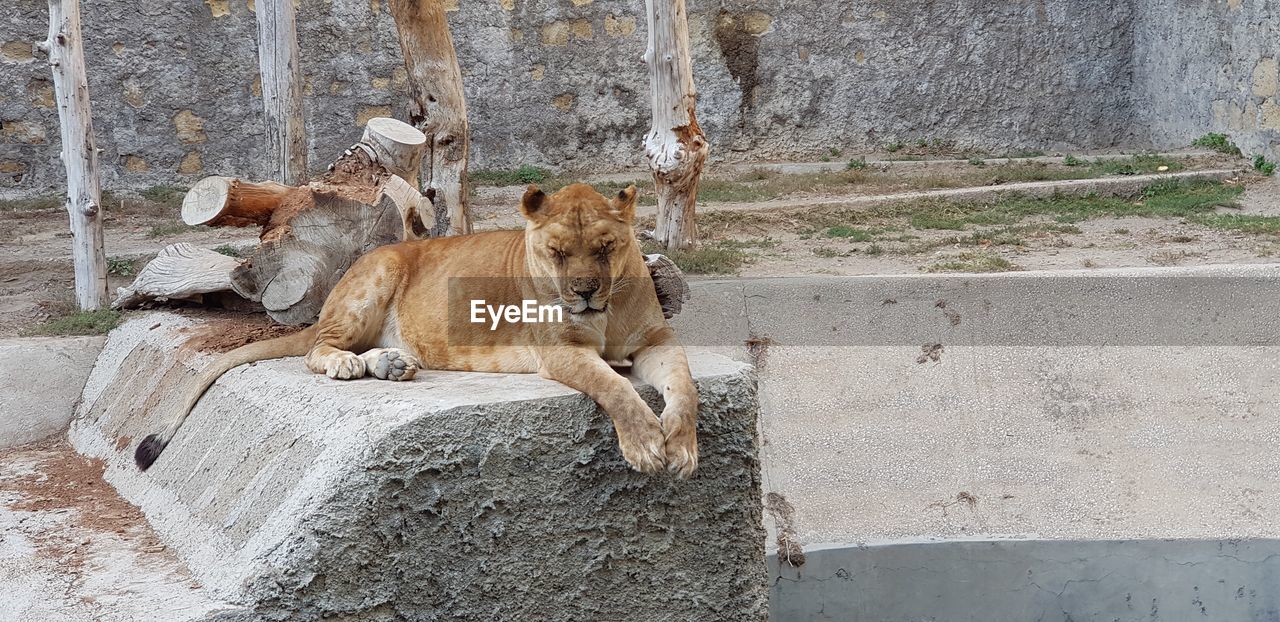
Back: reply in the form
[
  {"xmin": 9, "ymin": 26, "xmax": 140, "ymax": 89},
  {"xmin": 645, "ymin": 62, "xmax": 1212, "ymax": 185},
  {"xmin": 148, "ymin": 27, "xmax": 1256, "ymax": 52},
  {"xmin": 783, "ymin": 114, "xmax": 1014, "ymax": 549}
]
[{"xmin": 520, "ymin": 183, "xmax": 639, "ymax": 315}]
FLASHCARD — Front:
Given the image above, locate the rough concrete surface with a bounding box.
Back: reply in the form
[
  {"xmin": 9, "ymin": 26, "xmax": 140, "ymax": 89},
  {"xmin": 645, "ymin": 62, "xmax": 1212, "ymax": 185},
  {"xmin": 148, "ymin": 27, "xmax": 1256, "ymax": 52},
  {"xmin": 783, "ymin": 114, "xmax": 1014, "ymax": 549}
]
[
  {"xmin": 0, "ymin": 336, "xmax": 104, "ymax": 449},
  {"xmin": 769, "ymin": 539, "xmax": 1280, "ymax": 622},
  {"xmin": 3, "ymin": 0, "xmax": 1139, "ymax": 194},
  {"xmin": 70, "ymin": 312, "xmax": 767, "ymax": 621}
]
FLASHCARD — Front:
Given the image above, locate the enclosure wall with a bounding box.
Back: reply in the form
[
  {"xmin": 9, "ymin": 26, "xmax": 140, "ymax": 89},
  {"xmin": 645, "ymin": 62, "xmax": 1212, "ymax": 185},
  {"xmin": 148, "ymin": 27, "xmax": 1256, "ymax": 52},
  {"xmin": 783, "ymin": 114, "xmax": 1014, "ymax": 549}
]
[{"xmin": 2, "ymin": 0, "xmax": 1138, "ymax": 194}]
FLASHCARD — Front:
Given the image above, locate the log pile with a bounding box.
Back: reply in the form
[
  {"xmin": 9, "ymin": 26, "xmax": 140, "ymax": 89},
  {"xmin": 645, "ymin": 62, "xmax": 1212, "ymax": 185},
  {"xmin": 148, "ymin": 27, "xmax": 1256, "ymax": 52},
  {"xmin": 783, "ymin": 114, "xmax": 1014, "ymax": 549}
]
[
  {"xmin": 114, "ymin": 117, "xmax": 432, "ymax": 324},
  {"xmin": 116, "ymin": 116, "xmax": 691, "ymax": 325}
]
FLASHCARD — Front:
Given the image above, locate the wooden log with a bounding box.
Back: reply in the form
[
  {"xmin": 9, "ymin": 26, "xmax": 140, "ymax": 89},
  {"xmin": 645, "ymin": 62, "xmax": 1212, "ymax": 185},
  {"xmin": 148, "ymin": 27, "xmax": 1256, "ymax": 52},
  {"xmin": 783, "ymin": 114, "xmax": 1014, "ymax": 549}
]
[
  {"xmin": 44, "ymin": 0, "xmax": 109, "ymax": 309},
  {"xmin": 230, "ymin": 191, "xmax": 404, "ymax": 325},
  {"xmin": 256, "ymin": 0, "xmax": 307, "ymax": 184},
  {"xmin": 112, "ymin": 243, "xmax": 243, "ymax": 309},
  {"xmin": 644, "ymin": 253, "xmax": 691, "ymax": 320},
  {"xmin": 389, "ymin": 0, "xmax": 472, "ymax": 236},
  {"xmin": 181, "ymin": 176, "xmax": 294, "ymax": 228},
  {"xmin": 643, "ymin": 0, "xmax": 709, "ymax": 251},
  {"xmin": 360, "ymin": 117, "xmax": 427, "ymax": 189}
]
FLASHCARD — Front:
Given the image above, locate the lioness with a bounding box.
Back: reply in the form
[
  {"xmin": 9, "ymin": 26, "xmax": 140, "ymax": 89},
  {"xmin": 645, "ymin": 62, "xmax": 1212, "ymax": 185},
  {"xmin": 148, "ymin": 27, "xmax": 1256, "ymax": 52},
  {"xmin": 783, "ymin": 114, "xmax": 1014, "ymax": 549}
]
[{"xmin": 135, "ymin": 183, "xmax": 699, "ymax": 477}]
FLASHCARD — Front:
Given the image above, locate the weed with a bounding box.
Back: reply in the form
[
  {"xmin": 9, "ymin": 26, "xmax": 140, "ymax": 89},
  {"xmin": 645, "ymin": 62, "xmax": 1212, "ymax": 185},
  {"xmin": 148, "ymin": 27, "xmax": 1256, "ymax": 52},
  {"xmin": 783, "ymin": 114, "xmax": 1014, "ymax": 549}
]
[
  {"xmin": 1192, "ymin": 133, "xmax": 1242, "ymax": 156},
  {"xmin": 1112, "ymin": 228, "xmax": 1130, "ymax": 235},
  {"xmin": 812, "ymin": 246, "xmax": 846, "ymax": 258},
  {"xmin": 640, "ymin": 240, "xmax": 746, "ymax": 274},
  {"xmin": 884, "ymin": 142, "xmax": 903, "ymax": 153},
  {"xmin": 25, "ymin": 308, "xmax": 121, "ymax": 336},
  {"xmin": 1190, "ymin": 213, "xmax": 1280, "ymax": 235},
  {"xmin": 1253, "ymin": 155, "xmax": 1276, "ymax": 176},
  {"xmin": 1063, "ymin": 155, "xmax": 1083, "ymax": 167},
  {"xmin": 106, "ymin": 256, "xmax": 136, "ymax": 277},
  {"xmin": 865, "ymin": 243, "xmax": 884, "ymax": 256},
  {"xmin": 147, "ymin": 222, "xmax": 195, "ymax": 238},
  {"xmin": 924, "ymin": 252, "xmax": 1019, "ymax": 273},
  {"xmin": 0, "ymin": 194, "xmax": 63, "ymax": 211},
  {"xmin": 967, "ymin": 158, "xmax": 986, "ymax": 167},
  {"xmin": 471, "ymin": 165, "xmax": 550, "ymax": 186},
  {"xmin": 846, "ymin": 158, "xmax": 868, "ymax": 170},
  {"xmin": 213, "ymin": 244, "xmax": 243, "ymax": 257},
  {"xmin": 824, "ymin": 225, "xmax": 877, "ymax": 241}
]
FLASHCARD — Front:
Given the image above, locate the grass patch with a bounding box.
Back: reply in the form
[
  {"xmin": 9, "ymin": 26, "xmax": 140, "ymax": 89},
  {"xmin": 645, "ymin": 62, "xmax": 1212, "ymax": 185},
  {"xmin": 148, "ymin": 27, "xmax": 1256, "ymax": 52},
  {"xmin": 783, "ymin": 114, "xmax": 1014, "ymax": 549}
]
[
  {"xmin": 865, "ymin": 243, "xmax": 884, "ymax": 256},
  {"xmin": 1193, "ymin": 133, "xmax": 1241, "ymax": 156},
  {"xmin": 106, "ymin": 256, "xmax": 136, "ymax": 277},
  {"xmin": 924, "ymin": 252, "xmax": 1020, "ymax": 273},
  {"xmin": 0, "ymin": 194, "xmax": 63, "ymax": 211},
  {"xmin": 641, "ymin": 240, "xmax": 746, "ymax": 274},
  {"xmin": 1063, "ymin": 155, "xmax": 1084, "ymax": 167},
  {"xmin": 824, "ymin": 225, "xmax": 877, "ymax": 241},
  {"xmin": 811, "ymin": 246, "xmax": 847, "ymax": 258},
  {"xmin": 846, "ymin": 158, "xmax": 868, "ymax": 170},
  {"xmin": 147, "ymin": 222, "xmax": 196, "ymax": 238},
  {"xmin": 213, "ymin": 244, "xmax": 243, "ymax": 257},
  {"xmin": 471, "ymin": 165, "xmax": 550, "ymax": 186},
  {"xmin": 24, "ymin": 308, "xmax": 121, "ymax": 337},
  {"xmin": 1190, "ymin": 213, "xmax": 1280, "ymax": 235}
]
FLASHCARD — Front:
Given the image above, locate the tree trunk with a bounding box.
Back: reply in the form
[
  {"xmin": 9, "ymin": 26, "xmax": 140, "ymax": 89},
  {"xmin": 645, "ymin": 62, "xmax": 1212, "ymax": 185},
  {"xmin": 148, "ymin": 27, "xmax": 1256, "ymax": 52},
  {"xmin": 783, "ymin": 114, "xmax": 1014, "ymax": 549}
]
[
  {"xmin": 389, "ymin": 0, "xmax": 471, "ymax": 237},
  {"xmin": 256, "ymin": 0, "xmax": 307, "ymax": 184},
  {"xmin": 44, "ymin": 0, "xmax": 108, "ymax": 309},
  {"xmin": 643, "ymin": 0, "xmax": 708, "ymax": 251}
]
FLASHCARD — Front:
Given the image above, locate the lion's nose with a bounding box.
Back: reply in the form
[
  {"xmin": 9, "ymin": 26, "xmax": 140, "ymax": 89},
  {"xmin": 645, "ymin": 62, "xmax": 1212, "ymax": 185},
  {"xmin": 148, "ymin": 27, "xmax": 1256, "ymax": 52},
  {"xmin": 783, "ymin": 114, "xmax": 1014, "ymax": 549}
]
[
  {"xmin": 573, "ymin": 286, "xmax": 598, "ymax": 299},
  {"xmin": 570, "ymin": 278, "xmax": 600, "ymax": 299}
]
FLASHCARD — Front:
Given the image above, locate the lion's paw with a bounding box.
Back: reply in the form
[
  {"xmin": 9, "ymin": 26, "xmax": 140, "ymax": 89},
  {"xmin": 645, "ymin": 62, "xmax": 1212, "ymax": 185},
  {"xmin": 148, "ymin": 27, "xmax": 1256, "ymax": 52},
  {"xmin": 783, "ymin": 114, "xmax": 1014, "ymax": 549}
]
[
  {"xmin": 362, "ymin": 348, "xmax": 420, "ymax": 381},
  {"xmin": 618, "ymin": 418, "xmax": 667, "ymax": 474},
  {"xmin": 662, "ymin": 411, "xmax": 699, "ymax": 479},
  {"xmin": 324, "ymin": 352, "xmax": 366, "ymax": 380}
]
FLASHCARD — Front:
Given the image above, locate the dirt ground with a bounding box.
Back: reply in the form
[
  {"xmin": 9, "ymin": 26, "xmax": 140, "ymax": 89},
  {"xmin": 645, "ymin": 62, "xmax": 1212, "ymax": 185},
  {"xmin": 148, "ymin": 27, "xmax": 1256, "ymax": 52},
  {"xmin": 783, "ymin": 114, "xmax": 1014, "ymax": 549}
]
[{"xmin": 2, "ymin": 151, "xmax": 1274, "ymax": 337}]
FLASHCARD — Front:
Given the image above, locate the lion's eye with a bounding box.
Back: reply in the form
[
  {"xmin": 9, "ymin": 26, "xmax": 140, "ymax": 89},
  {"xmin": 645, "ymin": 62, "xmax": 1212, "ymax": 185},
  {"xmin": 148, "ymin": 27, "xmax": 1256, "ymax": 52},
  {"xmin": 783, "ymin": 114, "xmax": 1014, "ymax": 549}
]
[
  {"xmin": 595, "ymin": 243, "xmax": 613, "ymax": 259},
  {"xmin": 548, "ymin": 247, "xmax": 566, "ymax": 261}
]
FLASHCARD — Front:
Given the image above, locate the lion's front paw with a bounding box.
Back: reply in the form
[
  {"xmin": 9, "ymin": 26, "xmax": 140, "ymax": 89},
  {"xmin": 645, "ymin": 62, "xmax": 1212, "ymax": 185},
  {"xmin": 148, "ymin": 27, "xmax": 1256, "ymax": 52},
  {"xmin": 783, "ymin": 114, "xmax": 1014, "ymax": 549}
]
[
  {"xmin": 661, "ymin": 407, "xmax": 698, "ymax": 479},
  {"xmin": 362, "ymin": 348, "xmax": 420, "ymax": 381},
  {"xmin": 617, "ymin": 418, "xmax": 667, "ymax": 474},
  {"xmin": 324, "ymin": 352, "xmax": 366, "ymax": 380}
]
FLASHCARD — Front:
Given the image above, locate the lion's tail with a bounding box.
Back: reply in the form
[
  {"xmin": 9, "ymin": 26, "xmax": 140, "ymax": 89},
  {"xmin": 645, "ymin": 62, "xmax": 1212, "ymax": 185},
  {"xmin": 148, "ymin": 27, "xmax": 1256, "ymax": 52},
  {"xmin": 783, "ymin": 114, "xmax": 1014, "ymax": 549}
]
[{"xmin": 134, "ymin": 324, "xmax": 320, "ymax": 471}]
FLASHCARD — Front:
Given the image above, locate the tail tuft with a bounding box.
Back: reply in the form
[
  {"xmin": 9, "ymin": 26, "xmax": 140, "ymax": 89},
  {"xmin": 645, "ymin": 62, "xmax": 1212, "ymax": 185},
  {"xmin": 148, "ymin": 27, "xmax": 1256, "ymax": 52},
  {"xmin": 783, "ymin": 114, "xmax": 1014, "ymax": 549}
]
[{"xmin": 135, "ymin": 434, "xmax": 166, "ymax": 471}]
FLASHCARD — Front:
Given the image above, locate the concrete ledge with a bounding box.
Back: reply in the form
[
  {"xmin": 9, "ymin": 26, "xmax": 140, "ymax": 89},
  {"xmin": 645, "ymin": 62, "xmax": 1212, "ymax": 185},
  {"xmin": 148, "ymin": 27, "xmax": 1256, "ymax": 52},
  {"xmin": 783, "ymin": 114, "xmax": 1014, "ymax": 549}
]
[
  {"xmin": 0, "ymin": 336, "xmax": 105, "ymax": 450},
  {"xmin": 71, "ymin": 313, "xmax": 767, "ymax": 620}
]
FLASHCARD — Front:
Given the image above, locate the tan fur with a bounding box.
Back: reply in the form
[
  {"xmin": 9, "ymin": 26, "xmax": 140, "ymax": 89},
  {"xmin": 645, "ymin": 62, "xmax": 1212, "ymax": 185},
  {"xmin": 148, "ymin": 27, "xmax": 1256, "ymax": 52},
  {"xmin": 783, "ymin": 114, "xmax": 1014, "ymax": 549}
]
[{"xmin": 140, "ymin": 184, "xmax": 699, "ymax": 477}]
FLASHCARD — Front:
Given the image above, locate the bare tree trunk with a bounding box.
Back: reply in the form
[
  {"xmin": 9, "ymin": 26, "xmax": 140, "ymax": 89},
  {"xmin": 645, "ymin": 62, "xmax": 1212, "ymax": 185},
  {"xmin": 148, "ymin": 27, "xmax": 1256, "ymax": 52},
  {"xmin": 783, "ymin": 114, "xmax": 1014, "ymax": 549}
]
[
  {"xmin": 643, "ymin": 0, "xmax": 708, "ymax": 251},
  {"xmin": 43, "ymin": 0, "xmax": 108, "ymax": 309},
  {"xmin": 389, "ymin": 0, "xmax": 471, "ymax": 236},
  {"xmin": 256, "ymin": 0, "xmax": 307, "ymax": 184}
]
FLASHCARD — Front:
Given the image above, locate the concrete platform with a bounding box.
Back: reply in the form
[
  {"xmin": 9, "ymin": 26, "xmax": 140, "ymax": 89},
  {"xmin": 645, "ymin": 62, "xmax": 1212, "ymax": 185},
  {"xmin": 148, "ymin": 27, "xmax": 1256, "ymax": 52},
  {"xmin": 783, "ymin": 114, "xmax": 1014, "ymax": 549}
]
[
  {"xmin": 671, "ymin": 265, "xmax": 1280, "ymax": 621},
  {"xmin": 69, "ymin": 312, "xmax": 767, "ymax": 621}
]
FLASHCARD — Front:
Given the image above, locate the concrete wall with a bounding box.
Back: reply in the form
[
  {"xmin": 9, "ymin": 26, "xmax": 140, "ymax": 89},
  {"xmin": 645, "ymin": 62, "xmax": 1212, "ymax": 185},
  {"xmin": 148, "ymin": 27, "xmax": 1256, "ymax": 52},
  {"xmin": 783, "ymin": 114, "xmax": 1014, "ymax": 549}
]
[
  {"xmin": 1, "ymin": 0, "xmax": 1139, "ymax": 195},
  {"xmin": 0, "ymin": 336, "xmax": 104, "ymax": 449},
  {"xmin": 671, "ymin": 266, "xmax": 1280, "ymax": 620}
]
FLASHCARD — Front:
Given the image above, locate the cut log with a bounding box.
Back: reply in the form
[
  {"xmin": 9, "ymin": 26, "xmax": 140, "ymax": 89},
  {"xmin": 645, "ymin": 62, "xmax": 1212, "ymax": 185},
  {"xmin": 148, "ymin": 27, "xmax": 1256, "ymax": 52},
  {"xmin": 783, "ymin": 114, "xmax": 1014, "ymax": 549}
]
[
  {"xmin": 112, "ymin": 244, "xmax": 243, "ymax": 309},
  {"xmin": 230, "ymin": 191, "xmax": 404, "ymax": 325},
  {"xmin": 643, "ymin": 0, "xmax": 709, "ymax": 251},
  {"xmin": 644, "ymin": 253, "xmax": 691, "ymax": 320},
  {"xmin": 389, "ymin": 0, "xmax": 472, "ymax": 237},
  {"xmin": 256, "ymin": 0, "xmax": 307, "ymax": 184},
  {"xmin": 359, "ymin": 117, "xmax": 427, "ymax": 189},
  {"xmin": 181, "ymin": 177, "xmax": 293, "ymax": 228},
  {"xmin": 44, "ymin": 0, "xmax": 109, "ymax": 309}
]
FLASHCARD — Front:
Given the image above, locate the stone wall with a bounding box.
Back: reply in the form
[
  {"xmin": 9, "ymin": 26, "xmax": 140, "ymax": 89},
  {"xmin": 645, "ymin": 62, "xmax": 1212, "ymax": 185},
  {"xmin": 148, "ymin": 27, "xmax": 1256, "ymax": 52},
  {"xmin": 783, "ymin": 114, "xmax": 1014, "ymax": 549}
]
[
  {"xmin": 1133, "ymin": 0, "xmax": 1280, "ymax": 160},
  {"xmin": 2, "ymin": 0, "xmax": 1145, "ymax": 195}
]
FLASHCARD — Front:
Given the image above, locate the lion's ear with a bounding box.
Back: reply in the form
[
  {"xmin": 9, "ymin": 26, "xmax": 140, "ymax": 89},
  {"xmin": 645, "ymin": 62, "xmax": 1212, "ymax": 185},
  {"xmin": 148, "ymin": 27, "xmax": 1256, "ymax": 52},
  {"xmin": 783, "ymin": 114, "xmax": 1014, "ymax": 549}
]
[
  {"xmin": 520, "ymin": 185, "xmax": 547, "ymax": 221},
  {"xmin": 610, "ymin": 185, "xmax": 638, "ymax": 222}
]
